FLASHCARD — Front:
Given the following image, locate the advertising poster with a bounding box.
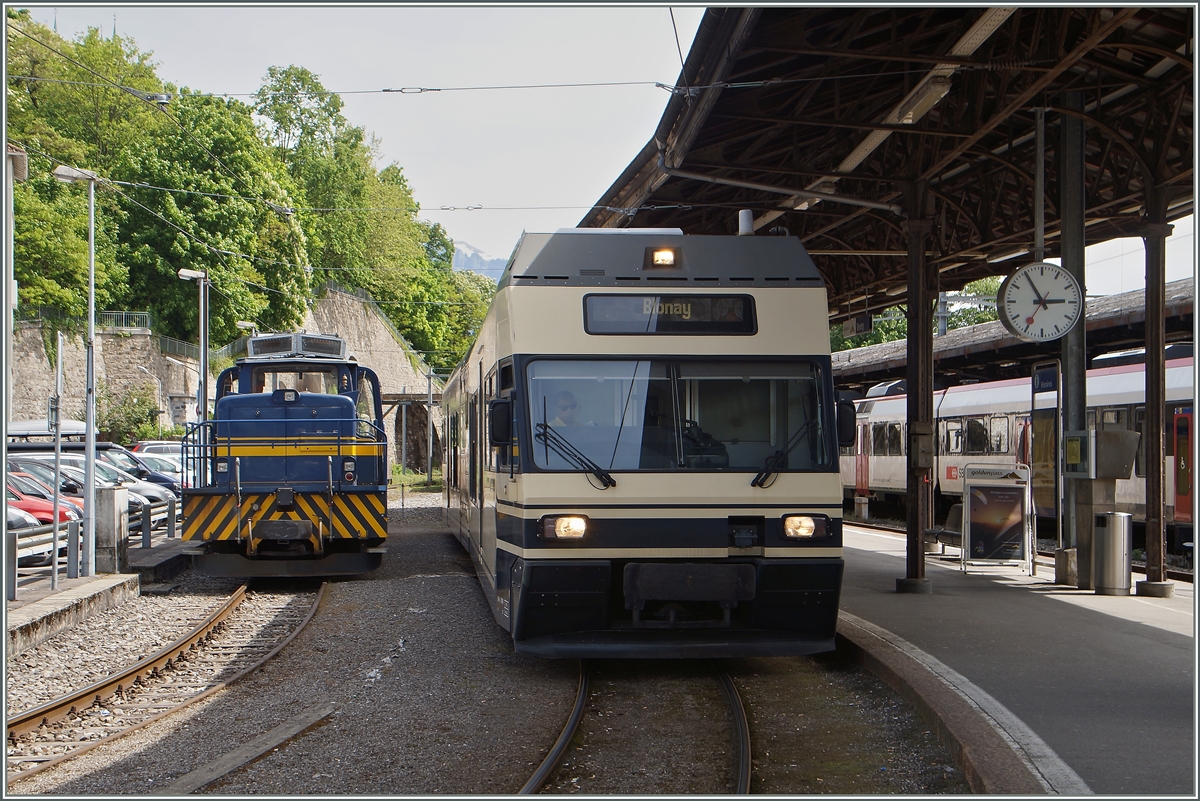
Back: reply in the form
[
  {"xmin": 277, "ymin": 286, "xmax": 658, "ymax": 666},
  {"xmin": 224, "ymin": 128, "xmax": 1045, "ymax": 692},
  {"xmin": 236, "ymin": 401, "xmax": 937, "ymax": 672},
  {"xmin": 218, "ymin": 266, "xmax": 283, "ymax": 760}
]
[{"xmin": 967, "ymin": 485, "xmax": 1027, "ymax": 561}]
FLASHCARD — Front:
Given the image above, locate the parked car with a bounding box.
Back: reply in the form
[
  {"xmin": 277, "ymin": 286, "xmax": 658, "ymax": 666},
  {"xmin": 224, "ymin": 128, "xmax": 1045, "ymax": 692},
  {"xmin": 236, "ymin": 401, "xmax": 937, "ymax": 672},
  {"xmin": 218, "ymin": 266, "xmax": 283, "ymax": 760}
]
[
  {"xmin": 136, "ymin": 452, "xmax": 183, "ymax": 479},
  {"xmin": 7, "ymin": 441, "xmax": 181, "ymax": 494},
  {"xmin": 7, "ymin": 471, "xmax": 85, "ymax": 510},
  {"xmin": 8, "ymin": 458, "xmax": 151, "ymax": 519},
  {"xmin": 5, "ymin": 481, "xmax": 81, "ymax": 524},
  {"xmin": 16, "ymin": 453, "xmax": 178, "ymax": 501},
  {"xmin": 131, "ymin": 440, "xmax": 183, "ymax": 457},
  {"xmin": 6, "ymin": 503, "xmax": 40, "ymax": 531}
]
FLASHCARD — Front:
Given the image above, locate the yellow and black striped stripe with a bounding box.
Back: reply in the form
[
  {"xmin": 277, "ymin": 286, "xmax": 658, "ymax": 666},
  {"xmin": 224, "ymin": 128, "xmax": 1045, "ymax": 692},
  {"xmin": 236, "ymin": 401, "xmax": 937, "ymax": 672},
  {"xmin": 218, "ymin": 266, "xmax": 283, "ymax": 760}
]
[{"xmin": 182, "ymin": 490, "xmax": 386, "ymax": 541}]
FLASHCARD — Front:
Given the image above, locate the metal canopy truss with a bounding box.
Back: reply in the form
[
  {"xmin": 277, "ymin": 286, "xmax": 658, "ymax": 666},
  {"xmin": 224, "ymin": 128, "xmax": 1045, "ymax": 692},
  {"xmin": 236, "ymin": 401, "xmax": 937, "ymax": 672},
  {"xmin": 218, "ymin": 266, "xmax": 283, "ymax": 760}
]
[{"xmin": 582, "ymin": 7, "xmax": 1193, "ymax": 323}]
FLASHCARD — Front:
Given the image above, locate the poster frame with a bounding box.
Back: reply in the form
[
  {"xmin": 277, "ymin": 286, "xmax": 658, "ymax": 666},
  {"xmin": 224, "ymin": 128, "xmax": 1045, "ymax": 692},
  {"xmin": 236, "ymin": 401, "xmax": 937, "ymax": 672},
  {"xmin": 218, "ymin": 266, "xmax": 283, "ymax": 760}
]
[{"xmin": 961, "ymin": 462, "xmax": 1033, "ymax": 574}]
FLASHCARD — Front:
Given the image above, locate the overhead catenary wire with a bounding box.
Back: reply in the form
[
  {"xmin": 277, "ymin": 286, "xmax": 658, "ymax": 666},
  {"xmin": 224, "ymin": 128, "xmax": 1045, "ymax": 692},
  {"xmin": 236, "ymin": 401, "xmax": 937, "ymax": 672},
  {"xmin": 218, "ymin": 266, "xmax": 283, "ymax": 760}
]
[{"xmin": 7, "ymin": 64, "xmax": 963, "ymax": 101}]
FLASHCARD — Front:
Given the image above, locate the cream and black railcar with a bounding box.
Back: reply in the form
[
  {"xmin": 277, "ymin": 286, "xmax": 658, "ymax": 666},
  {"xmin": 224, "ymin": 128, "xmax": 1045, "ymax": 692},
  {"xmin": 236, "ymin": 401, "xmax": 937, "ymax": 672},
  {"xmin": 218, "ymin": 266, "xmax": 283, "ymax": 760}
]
[{"xmin": 442, "ymin": 229, "xmax": 854, "ymax": 658}]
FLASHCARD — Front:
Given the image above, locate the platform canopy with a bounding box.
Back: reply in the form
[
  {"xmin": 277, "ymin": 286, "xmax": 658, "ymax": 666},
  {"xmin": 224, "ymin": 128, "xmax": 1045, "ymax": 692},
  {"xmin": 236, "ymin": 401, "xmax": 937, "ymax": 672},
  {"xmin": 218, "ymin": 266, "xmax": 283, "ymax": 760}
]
[{"xmin": 581, "ymin": 7, "xmax": 1193, "ymax": 325}]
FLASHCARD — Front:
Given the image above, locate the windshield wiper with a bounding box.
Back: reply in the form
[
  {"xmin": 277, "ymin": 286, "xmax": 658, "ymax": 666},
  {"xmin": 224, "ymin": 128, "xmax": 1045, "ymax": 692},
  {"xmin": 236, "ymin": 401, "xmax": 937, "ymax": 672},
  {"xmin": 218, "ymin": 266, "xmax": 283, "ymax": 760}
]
[
  {"xmin": 534, "ymin": 423, "xmax": 617, "ymax": 488},
  {"xmin": 751, "ymin": 420, "xmax": 819, "ymax": 488}
]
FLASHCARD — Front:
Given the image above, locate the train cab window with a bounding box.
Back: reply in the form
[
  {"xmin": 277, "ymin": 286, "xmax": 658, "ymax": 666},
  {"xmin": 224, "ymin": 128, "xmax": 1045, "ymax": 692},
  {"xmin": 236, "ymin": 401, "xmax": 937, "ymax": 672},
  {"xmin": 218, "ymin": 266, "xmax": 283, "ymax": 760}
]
[
  {"xmin": 964, "ymin": 417, "xmax": 989, "ymax": 454},
  {"xmin": 355, "ymin": 373, "xmax": 377, "ymax": 436},
  {"xmin": 250, "ymin": 367, "xmax": 339, "ymax": 395},
  {"xmin": 945, "ymin": 420, "xmax": 963, "ymax": 454},
  {"xmin": 526, "ymin": 358, "xmax": 831, "ymax": 472},
  {"xmin": 989, "ymin": 417, "xmax": 1009, "ymax": 454}
]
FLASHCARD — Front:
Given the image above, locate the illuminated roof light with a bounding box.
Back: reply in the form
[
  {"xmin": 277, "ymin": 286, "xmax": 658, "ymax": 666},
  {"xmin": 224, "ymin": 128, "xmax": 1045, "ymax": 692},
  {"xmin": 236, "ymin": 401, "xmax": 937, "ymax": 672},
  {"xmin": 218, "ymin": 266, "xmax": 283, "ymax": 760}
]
[{"xmin": 652, "ymin": 249, "xmax": 676, "ymax": 266}]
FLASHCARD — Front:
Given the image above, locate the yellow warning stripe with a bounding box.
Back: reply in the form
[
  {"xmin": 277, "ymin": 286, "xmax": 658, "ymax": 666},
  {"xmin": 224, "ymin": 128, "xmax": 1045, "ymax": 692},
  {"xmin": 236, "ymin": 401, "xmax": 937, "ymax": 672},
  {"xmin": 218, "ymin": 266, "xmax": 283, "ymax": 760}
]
[
  {"xmin": 184, "ymin": 490, "xmax": 385, "ymax": 541},
  {"xmin": 207, "ymin": 444, "xmax": 385, "ymax": 457}
]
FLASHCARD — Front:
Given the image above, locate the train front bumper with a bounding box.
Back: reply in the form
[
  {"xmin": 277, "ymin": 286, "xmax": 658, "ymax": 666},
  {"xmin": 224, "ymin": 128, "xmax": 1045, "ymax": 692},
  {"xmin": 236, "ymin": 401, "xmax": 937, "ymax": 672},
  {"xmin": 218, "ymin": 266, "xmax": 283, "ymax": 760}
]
[{"xmin": 508, "ymin": 556, "xmax": 843, "ymax": 658}]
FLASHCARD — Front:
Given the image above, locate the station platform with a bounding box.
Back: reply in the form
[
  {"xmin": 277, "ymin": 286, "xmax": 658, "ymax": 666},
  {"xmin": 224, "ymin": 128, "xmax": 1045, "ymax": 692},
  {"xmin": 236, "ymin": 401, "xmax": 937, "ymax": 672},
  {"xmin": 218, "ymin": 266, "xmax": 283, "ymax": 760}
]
[
  {"xmin": 6, "ymin": 526, "xmax": 191, "ymax": 656},
  {"xmin": 839, "ymin": 523, "xmax": 1195, "ymax": 796}
]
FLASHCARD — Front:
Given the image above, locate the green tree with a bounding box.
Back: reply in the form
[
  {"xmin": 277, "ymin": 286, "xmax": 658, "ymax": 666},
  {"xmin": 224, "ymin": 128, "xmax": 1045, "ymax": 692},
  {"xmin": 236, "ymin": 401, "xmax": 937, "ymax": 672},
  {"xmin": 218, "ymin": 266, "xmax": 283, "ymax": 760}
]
[
  {"xmin": 830, "ymin": 305, "xmax": 908, "ymax": 352},
  {"xmin": 95, "ymin": 379, "xmax": 160, "ymax": 445},
  {"xmin": 12, "ymin": 174, "xmax": 126, "ymax": 316},
  {"xmin": 946, "ymin": 276, "xmax": 1001, "ymax": 329},
  {"xmin": 253, "ymin": 64, "xmax": 346, "ymax": 152},
  {"xmin": 438, "ymin": 269, "xmax": 496, "ymax": 370},
  {"xmin": 112, "ymin": 91, "xmax": 309, "ymax": 345}
]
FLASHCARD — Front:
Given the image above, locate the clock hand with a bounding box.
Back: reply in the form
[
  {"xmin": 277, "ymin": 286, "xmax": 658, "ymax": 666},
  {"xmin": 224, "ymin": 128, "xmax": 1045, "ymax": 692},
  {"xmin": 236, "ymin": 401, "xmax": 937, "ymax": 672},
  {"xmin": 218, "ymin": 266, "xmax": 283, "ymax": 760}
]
[
  {"xmin": 1043, "ymin": 298, "xmax": 1067, "ymax": 304},
  {"xmin": 1025, "ymin": 277, "xmax": 1046, "ymax": 306}
]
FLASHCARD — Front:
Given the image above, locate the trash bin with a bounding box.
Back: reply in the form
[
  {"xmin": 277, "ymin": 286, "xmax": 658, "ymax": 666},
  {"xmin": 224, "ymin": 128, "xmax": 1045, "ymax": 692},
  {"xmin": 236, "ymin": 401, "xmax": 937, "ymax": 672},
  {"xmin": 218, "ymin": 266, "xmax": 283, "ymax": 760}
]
[{"xmin": 1094, "ymin": 512, "xmax": 1132, "ymax": 596}]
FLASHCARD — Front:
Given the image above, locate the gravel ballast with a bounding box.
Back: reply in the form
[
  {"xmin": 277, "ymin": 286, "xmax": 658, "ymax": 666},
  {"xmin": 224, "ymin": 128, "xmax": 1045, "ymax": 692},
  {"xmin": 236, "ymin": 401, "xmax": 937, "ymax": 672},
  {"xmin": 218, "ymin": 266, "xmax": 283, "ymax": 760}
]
[{"xmin": 11, "ymin": 488, "xmax": 970, "ymax": 794}]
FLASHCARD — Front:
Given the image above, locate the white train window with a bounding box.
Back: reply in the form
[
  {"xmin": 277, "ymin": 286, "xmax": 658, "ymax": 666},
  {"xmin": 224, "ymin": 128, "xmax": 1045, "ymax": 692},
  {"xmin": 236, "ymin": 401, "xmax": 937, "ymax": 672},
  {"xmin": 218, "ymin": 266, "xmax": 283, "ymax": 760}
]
[
  {"xmin": 872, "ymin": 424, "xmax": 888, "ymax": 455},
  {"xmin": 945, "ymin": 420, "xmax": 963, "ymax": 454},
  {"xmin": 989, "ymin": 416, "xmax": 1009, "ymax": 453},
  {"xmin": 965, "ymin": 417, "xmax": 989, "ymax": 454}
]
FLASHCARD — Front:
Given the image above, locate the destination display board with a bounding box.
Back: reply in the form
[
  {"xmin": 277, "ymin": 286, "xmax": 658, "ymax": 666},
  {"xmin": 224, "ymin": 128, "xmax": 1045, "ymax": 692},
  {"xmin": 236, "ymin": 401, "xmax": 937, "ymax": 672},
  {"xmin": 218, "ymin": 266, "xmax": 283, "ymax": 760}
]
[{"xmin": 584, "ymin": 295, "xmax": 756, "ymax": 335}]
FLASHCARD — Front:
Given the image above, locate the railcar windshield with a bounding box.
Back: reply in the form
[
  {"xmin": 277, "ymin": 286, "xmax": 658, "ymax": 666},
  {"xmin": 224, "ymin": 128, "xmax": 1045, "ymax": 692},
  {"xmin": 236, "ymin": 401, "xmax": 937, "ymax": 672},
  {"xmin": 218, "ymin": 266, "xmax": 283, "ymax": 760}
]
[
  {"xmin": 248, "ymin": 366, "xmax": 341, "ymax": 395},
  {"xmin": 526, "ymin": 359, "xmax": 831, "ymax": 472}
]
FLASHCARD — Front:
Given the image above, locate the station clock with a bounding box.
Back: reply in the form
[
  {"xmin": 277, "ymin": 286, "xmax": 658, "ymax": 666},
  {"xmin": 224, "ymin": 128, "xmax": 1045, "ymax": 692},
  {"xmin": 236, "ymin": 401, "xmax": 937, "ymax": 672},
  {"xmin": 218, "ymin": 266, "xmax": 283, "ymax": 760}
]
[{"xmin": 996, "ymin": 262, "xmax": 1083, "ymax": 342}]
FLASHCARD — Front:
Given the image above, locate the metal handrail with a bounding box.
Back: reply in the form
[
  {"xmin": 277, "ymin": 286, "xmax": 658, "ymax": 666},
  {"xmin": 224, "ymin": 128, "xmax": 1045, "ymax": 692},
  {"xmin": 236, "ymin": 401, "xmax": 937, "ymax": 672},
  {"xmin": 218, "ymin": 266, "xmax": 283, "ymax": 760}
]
[{"xmin": 181, "ymin": 418, "xmax": 388, "ymax": 491}]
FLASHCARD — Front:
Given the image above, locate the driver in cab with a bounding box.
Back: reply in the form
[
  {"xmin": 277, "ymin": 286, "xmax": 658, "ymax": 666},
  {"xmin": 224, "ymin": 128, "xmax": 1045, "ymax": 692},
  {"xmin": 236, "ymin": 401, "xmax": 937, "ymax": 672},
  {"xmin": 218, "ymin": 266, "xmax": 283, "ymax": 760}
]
[{"xmin": 549, "ymin": 391, "xmax": 593, "ymax": 427}]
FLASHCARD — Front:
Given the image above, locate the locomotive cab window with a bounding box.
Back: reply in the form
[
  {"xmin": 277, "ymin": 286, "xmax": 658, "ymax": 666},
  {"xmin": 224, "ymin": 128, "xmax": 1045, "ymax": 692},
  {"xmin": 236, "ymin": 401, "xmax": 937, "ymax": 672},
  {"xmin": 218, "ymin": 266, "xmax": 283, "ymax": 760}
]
[
  {"xmin": 250, "ymin": 366, "xmax": 340, "ymax": 395},
  {"xmin": 526, "ymin": 358, "xmax": 831, "ymax": 472},
  {"xmin": 356, "ymin": 373, "xmax": 377, "ymax": 435}
]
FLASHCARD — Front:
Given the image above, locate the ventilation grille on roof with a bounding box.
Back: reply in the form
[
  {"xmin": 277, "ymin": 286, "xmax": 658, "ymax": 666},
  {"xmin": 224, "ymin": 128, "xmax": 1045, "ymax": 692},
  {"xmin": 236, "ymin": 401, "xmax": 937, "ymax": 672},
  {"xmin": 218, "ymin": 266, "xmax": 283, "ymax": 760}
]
[
  {"xmin": 249, "ymin": 335, "xmax": 294, "ymax": 356},
  {"xmin": 246, "ymin": 333, "xmax": 348, "ymax": 359}
]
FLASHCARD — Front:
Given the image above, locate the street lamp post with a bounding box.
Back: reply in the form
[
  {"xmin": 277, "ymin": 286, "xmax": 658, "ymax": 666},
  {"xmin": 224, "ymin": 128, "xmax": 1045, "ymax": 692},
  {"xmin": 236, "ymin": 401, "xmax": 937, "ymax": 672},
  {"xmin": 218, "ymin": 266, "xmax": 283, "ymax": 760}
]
[
  {"xmin": 52, "ymin": 164, "xmax": 98, "ymax": 576},
  {"xmin": 177, "ymin": 269, "xmax": 209, "ymax": 423}
]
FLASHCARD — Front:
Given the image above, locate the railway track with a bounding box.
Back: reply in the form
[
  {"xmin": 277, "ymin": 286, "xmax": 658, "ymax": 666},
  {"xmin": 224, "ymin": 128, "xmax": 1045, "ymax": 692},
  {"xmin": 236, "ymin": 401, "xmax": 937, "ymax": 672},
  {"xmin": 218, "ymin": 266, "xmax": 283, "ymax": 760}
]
[
  {"xmin": 520, "ymin": 660, "xmax": 752, "ymax": 794},
  {"xmin": 848, "ymin": 519, "xmax": 1193, "ymax": 583},
  {"xmin": 6, "ymin": 582, "xmax": 325, "ymax": 784}
]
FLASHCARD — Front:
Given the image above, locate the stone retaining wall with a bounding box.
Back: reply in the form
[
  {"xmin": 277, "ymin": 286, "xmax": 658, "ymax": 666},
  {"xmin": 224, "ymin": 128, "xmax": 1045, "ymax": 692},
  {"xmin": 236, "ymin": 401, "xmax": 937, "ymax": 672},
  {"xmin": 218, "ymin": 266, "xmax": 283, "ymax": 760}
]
[{"xmin": 11, "ymin": 288, "xmax": 443, "ymax": 469}]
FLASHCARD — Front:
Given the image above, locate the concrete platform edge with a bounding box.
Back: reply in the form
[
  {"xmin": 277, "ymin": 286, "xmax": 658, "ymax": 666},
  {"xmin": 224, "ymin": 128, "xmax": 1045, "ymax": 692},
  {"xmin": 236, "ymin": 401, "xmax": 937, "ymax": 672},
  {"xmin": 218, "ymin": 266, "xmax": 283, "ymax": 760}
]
[
  {"xmin": 836, "ymin": 611, "xmax": 1048, "ymax": 795},
  {"xmin": 7, "ymin": 574, "xmax": 140, "ymax": 657}
]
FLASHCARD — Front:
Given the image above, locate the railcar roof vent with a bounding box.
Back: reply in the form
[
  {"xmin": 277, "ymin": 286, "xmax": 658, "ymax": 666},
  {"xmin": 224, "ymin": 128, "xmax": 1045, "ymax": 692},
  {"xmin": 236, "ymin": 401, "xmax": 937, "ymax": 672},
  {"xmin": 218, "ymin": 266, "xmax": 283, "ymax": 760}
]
[
  {"xmin": 246, "ymin": 333, "xmax": 348, "ymax": 360},
  {"xmin": 247, "ymin": 334, "xmax": 294, "ymax": 357}
]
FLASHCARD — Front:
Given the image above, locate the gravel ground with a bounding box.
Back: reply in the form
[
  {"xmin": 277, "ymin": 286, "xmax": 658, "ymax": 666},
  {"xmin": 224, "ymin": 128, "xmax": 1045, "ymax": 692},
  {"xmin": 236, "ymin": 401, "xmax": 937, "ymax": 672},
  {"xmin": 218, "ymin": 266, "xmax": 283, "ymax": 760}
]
[
  {"xmin": 6, "ymin": 571, "xmax": 242, "ymax": 716},
  {"xmin": 11, "ymin": 488, "xmax": 969, "ymax": 794},
  {"xmin": 541, "ymin": 660, "xmax": 737, "ymax": 794}
]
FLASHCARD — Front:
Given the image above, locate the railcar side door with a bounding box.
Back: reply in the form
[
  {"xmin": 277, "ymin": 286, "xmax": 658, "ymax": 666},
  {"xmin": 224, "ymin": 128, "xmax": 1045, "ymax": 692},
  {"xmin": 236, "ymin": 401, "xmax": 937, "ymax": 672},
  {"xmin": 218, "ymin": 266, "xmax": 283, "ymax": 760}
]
[
  {"xmin": 855, "ymin": 421, "xmax": 869, "ymax": 496},
  {"xmin": 1174, "ymin": 409, "xmax": 1192, "ymax": 523}
]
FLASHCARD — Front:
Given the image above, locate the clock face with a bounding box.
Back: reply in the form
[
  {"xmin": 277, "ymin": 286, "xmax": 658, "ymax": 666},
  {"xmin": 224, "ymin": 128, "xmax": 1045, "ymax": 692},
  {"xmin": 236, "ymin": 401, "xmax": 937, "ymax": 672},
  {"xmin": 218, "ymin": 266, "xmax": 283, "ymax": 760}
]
[{"xmin": 997, "ymin": 262, "xmax": 1083, "ymax": 342}]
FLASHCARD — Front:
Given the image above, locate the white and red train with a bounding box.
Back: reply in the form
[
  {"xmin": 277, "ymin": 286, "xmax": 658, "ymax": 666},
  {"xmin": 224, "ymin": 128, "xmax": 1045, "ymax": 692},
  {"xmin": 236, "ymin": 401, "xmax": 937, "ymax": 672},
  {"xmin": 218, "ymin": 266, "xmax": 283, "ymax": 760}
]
[{"xmin": 839, "ymin": 348, "xmax": 1194, "ymax": 546}]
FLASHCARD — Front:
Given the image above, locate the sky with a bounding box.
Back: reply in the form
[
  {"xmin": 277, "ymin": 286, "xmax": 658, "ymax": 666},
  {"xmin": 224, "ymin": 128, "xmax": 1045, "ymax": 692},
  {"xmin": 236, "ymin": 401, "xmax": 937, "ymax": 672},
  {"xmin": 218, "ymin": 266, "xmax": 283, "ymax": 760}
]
[{"xmin": 20, "ymin": 4, "xmax": 1196, "ymax": 296}]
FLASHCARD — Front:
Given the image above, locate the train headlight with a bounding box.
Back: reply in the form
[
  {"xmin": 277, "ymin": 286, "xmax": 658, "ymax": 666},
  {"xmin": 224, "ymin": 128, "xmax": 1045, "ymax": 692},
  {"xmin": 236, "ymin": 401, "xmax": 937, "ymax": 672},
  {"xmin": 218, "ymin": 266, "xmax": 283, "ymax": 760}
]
[
  {"xmin": 783, "ymin": 515, "xmax": 825, "ymax": 538},
  {"xmin": 342, "ymin": 458, "xmax": 356, "ymax": 473},
  {"xmin": 216, "ymin": 459, "xmax": 229, "ymax": 473},
  {"xmin": 541, "ymin": 515, "xmax": 588, "ymax": 539}
]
